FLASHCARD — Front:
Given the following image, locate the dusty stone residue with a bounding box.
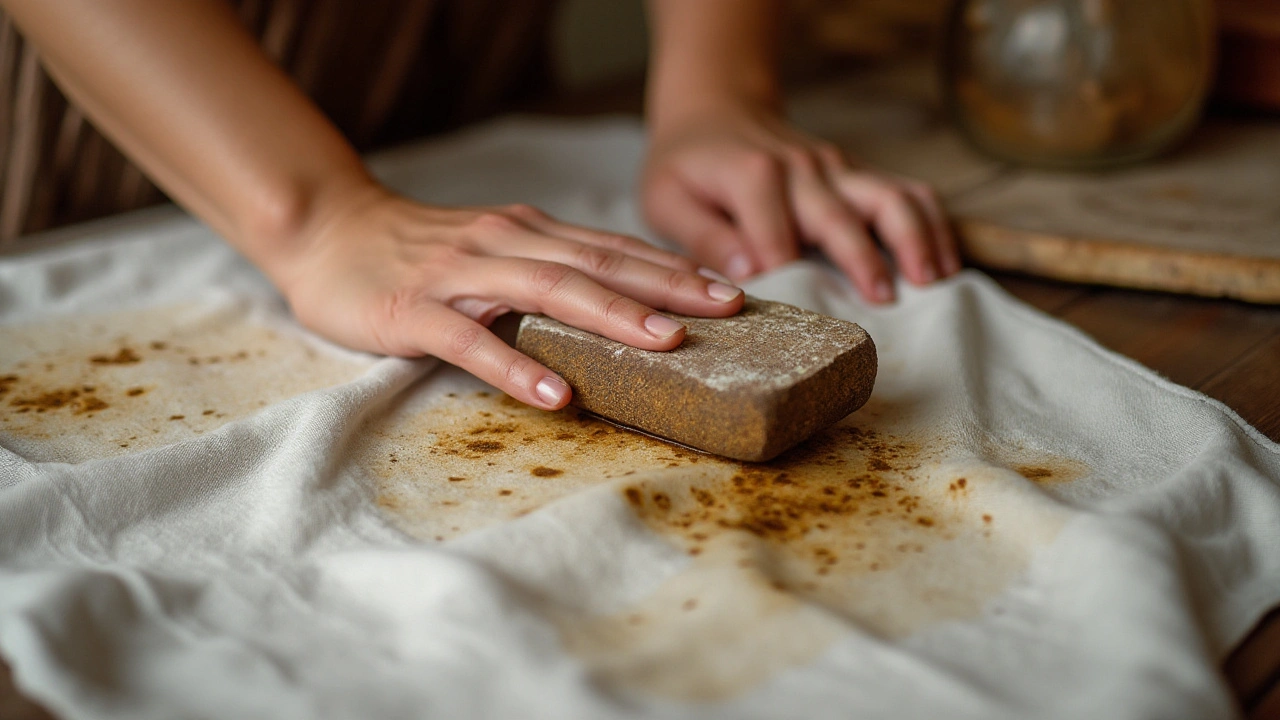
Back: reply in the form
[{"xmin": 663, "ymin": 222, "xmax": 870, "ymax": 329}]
[{"xmin": 0, "ymin": 304, "xmax": 370, "ymax": 463}]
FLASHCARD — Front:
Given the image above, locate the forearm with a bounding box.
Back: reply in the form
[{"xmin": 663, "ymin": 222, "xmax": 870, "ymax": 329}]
[
  {"xmin": 0, "ymin": 0, "xmax": 373, "ymax": 284},
  {"xmin": 644, "ymin": 0, "xmax": 783, "ymax": 132}
]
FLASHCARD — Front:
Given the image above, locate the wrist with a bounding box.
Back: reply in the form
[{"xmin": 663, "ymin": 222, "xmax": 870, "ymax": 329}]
[
  {"xmin": 237, "ymin": 165, "xmax": 385, "ymax": 297},
  {"xmin": 647, "ymin": 86, "xmax": 780, "ymax": 142}
]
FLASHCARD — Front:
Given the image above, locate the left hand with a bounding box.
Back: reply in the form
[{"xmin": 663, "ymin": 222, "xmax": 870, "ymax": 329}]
[{"xmin": 641, "ymin": 100, "xmax": 960, "ymax": 304}]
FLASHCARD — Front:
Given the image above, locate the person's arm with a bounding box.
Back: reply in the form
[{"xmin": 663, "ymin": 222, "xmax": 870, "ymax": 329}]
[
  {"xmin": 643, "ymin": 0, "xmax": 960, "ymax": 303},
  {"xmin": 1, "ymin": 0, "xmax": 743, "ymax": 409}
]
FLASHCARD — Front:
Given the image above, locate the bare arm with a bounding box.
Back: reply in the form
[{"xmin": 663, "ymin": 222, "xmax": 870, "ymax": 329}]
[
  {"xmin": 1, "ymin": 0, "xmax": 366, "ymax": 278},
  {"xmin": 1, "ymin": 0, "xmax": 744, "ymax": 408},
  {"xmin": 644, "ymin": 0, "xmax": 960, "ymax": 302}
]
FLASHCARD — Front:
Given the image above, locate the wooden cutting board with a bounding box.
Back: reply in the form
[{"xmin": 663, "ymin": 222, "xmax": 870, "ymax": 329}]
[
  {"xmin": 951, "ymin": 122, "xmax": 1280, "ymax": 304},
  {"xmin": 793, "ymin": 62, "xmax": 1280, "ymax": 303}
]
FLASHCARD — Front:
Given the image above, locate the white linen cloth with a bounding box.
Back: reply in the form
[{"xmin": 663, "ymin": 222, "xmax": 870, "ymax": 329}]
[{"xmin": 1, "ymin": 117, "xmax": 1278, "ymax": 720}]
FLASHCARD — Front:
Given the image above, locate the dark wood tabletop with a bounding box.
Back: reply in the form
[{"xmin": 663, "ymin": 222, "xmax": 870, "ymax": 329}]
[{"xmin": 2, "ymin": 80, "xmax": 1278, "ymax": 720}]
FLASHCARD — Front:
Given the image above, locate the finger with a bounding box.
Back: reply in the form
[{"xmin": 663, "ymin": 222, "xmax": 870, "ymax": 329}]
[
  {"xmin": 412, "ymin": 303, "xmax": 572, "ymax": 410},
  {"xmin": 719, "ymin": 153, "xmax": 800, "ymax": 273},
  {"xmin": 829, "ymin": 171, "xmax": 939, "ymax": 286},
  {"xmin": 471, "ymin": 229, "xmax": 743, "ymax": 316},
  {"xmin": 643, "ymin": 174, "xmax": 758, "ymax": 282},
  {"xmin": 903, "ymin": 183, "xmax": 962, "ymax": 277},
  {"xmin": 786, "ymin": 151, "xmax": 895, "ymax": 304},
  {"xmin": 501, "ymin": 203, "xmax": 703, "ymax": 275},
  {"xmin": 448, "ymin": 257, "xmax": 690, "ymax": 352}
]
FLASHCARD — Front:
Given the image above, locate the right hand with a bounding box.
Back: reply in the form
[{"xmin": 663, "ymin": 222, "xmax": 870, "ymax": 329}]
[{"xmin": 274, "ymin": 186, "xmax": 745, "ymax": 410}]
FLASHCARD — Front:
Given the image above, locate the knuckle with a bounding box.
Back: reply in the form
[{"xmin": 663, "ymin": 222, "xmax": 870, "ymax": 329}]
[
  {"xmin": 574, "ymin": 244, "xmax": 624, "ymax": 277},
  {"xmin": 661, "ymin": 268, "xmax": 697, "ymax": 295},
  {"xmin": 817, "ymin": 207, "xmax": 853, "ymax": 234},
  {"xmin": 600, "ymin": 293, "xmax": 636, "ymax": 328},
  {"xmin": 530, "ymin": 261, "xmax": 575, "ymax": 297},
  {"xmin": 876, "ymin": 184, "xmax": 910, "ymax": 208},
  {"xmin": 370, "ymin": 288, "xmax": 424, "ymax": 354},
  {"xmin": 470, "ymin": 211, "xmax": 522, "ymax": 235},
  {"xmin": 501, "ymin": 353, "xmax": 537, "ymax": 386},
  {"xmin": 740, "ymin": 152, "xmax": 781, "ymax": 182},
  {"xmin": 446, "ymin": 324, "xmax": 485, "ymax": 360}
]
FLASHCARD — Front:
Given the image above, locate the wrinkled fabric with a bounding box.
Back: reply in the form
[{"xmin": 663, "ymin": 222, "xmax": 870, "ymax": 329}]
[{"xmin": 0, "ymin": 118, "xmax": 1277, "ymax": 720}]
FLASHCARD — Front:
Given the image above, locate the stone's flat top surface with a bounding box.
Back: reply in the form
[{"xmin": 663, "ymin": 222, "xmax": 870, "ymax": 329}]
[{"xmin": 517, "ymin": 299, "xmax": 872, "ymax": 394}]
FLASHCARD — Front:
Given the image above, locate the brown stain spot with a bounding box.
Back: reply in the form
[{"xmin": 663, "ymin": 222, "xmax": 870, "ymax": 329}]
[
  {"xmin": 202, "ymin": 409, "xmax": 215, "ymax": 415},
  {"xmin": 1016, "ymin": 466, "xmax": 1053, "ymax": 481},
  {"xmin": 126, "ymin": 387, "xmax": 146, "ymax": 397},
  {"xmin": 498, "ymin": 489, "xmax": 513, "ymax": 496},
  {"xmin": 89, "ymin": 347, "xmax": 141, "ymax": 365},
  {"xmin": 150, "ymin": 341, "xmax": 168, "ymax": 351},
  {"xmin": 617, "ymin": 424, "xmax": 951, "ymax": 581},
  {"xmin": 0, "ymin": 375, "xmax": 19, "ymax": 396},
  {"xmin": 949, "ymin": 478, "xmax": 967, "ymax": 492},
  {"xmin": 465, "ymin": 440, "xmax": 504, "ymax": 453},
  {"xmin": 530, "ymin": 466, "xmax": 563, "ymax": 478},
  {"xmin": 682, "ymin": 599, "xmax": 698, "ymax": 611},
  {"xmin": 982, "ymin": 514, "xmax": 993, "ymax": 523},
  {"xmin": 1010, "ymin": 456, "xmax": 1088, "ymax": 485},
  {"xmin": 169, "ymin": 414, "xmax": 185, "ymax": 421},
  {"xmin": 448, "ymin": 476, "xmax": 467, "ymax": 482},
  {"xmin": 696, "ymin": 484, "xmax": 716, "ymax": 507},
  {"xmin": 10, "ymin": 387, "xmax": 110, "ymax": 415}
]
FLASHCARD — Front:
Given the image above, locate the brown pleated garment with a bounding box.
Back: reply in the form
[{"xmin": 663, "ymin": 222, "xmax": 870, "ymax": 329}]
[{"xmin": 0, "ymin": 0, "xmax": 557, "ymax": 244}]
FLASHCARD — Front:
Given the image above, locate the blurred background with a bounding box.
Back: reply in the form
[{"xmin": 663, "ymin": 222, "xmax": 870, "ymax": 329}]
[{"xmin": 2, "ymin": 0, "xmax": 1278, "ymax": 242}]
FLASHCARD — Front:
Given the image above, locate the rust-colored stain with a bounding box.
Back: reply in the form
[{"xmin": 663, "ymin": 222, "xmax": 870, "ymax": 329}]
[
  {"xmin": 89, "ymin": 347, "xmax": 141, "ymax": 365},
  {"xmin": 0, "ymin": 305, "xmax": 369, "ymax": 463},
  {"xmin": 1013, "ymin": 461, "xmax": 1086, "ymax": 484},
  {"xmin": 362, "ymin": 388, "xmax": 1086, "ymax": 703},
  {"xmin": 9, "ymin": 386, "xmax": 111, "ymax": 415},
  {"xmin": 615, "ymin": 424, "xmax": 955, "ymax": 587}
]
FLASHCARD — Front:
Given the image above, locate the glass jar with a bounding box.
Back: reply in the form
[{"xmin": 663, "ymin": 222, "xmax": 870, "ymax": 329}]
[{"xmin": 942, "ymin": 0, "xmax": 1217, "ymax": 169}]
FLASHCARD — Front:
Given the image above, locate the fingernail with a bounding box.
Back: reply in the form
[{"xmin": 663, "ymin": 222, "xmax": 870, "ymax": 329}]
[
  {"xmin": 706, "ymin": 282, "xmax": 742, "ymax": 303},
  {"xmin": 697, "ymin": 267, "xmax": 732, "ymax": 284},
  {"xmin": 535, "ymin": 376, "xmax": 569, "ymax": 406},
  {"xmin": 875, "ymin": 279, "xmax": 895, "ymax": 303},
  {"xmin": 644, "ymin": 314, "xmax": 685, "ymax": 339},
  {"xmin": 725, "ymin": 255, "xmax": 753, "ymax": 281}
]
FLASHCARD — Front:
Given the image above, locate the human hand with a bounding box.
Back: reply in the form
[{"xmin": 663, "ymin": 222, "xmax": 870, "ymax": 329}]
[
  {"xmin": 641, "ymin": 101, "xmax": 960, "ymax": 303},
  {"xmin": 275, "ymin": 187, "xmax": 745, "ymax": 409}
]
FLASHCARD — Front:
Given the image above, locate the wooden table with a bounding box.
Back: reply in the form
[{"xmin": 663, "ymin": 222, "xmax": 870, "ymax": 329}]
[{"xmin": 2, "ymin": 79, "xmax": 1278, "ymax": 720}]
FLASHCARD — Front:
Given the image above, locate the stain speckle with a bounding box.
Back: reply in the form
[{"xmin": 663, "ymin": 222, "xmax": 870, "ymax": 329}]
[
  {"xmin": 89, "ymin": 348, "xmax": 141, "ymax": 365},
  {"xmin": 358, "ymin": 391, "xmax": 1084, "ymax": 703},
  {"xmin": 0, "ymin": 304, "xmax": 369, "ymax": 463},
  {"xmin": 530, "ymin": 466, "xmax": 563, "ymax": 478}
]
